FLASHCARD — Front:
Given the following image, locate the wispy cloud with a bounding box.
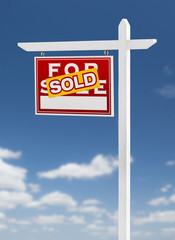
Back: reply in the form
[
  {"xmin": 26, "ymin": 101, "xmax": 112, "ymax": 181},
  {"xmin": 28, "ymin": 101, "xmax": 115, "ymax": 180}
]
[
  {"xmin": 107, "ymin": 211, "xmax": 118, "ymax": 223},
  {"xmin": 68, "ymin": 215, "xmax": 86, "ymax": 224},
  {"xmin": 156, "ymin": 84, "xmax": 175, "ymax": 99},
  {"xmin": 37, "ymin": 154, "xmax": 118, "ymax": 180},
  {"xmin": 161, "ymin": 184, "xmax": 172, "ymax": 192},
  {"xmin": 107, "ymin": 226, "xmax": 118, "ymax": 236},
  {"xmin": 82, "ymin": 199, "xmax": 101, "ymax": 205},
  {"xmin": 162, "ymin": 227, "xmax": 175, "ymax": 235},
  {"xmin": 26, "ymin": 191, "xmax": 77, "ymax": 209},
  {"xmin": 8, "ymin": 218, "xmax": 31, "ymax": 225},
  {"xmin": 148, "ymin": 193, "xmax": 175, "ymax": 206},
  {"xmin": 86, "ymin": 223, "xmax": 105, "ymax": 231},
  {"xmin": 42, "ymin": 227, "xmax": 55, "ymax": 232},
  {"xmin": 39, "ymin": 191, "xmax": 77, "ymax": 208},
  {"xmin": 0, "ymin": 224, "xmax": 7, "ymax": 231},
  {"xmin": 33, "ymin": 214, "xmax": 86, "ymax": 225},
  {"xmin": 0, "ymin": 191, "xmax": 32, "ymax": 210},
  {"xmin": 0, "ymin": 147, "xmax": 26, "ymax": 191},
  {"xmin": 131, "ymin": 231, "xmax": 153, "ymax": 237},
  {"xmin": 163, "ymin": 65, "xmax": 174, "ymax": 76},
  {"xmin": 10, "ymin": 228, "xmax": 18, "ymax": 233},
  {"xmin": 0, "ymin": 159, "xmax": 27, "ymax": 191},
  {"xmin": 70, "ymin": 205, "xmax": 107, "ymax": 217},
  {"xmin": 166, "ymin": 160, "xmax": 175, "ymax": 166},
  {"xmin": 147, "ymin": 197, "xmax": 169, "ymax": 206},
  {"xmin": 132, "ymin": 210, "xmax": 175, "ymax": 225},
  {"xmin": 28, "ymin": 184, "xmax": 41, "ymax": 193},
  {"xmin": 84, "ymin": 222, "xmax": 117, "ymax": 236},
  {"xmin": 0, "ymin": 148, "xmax": 21, "ymax": 160},
  {"xmin": 0, "ymin": 212, "xmax": 6, "ymax": 219},
  {"xmin": 34, "ymin": 215, "xmax": 65, "ymax": 225}
]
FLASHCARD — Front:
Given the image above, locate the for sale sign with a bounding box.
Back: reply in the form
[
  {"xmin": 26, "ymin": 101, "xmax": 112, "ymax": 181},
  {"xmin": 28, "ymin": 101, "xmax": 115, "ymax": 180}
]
[{"xmin": 35, "ymin": 56, "xmax": 114, "ymax": 116}]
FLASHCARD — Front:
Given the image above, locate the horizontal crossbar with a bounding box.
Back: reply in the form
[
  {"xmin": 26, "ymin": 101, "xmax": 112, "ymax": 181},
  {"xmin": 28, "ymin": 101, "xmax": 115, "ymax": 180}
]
[{"xmin": 17, "ymin": 39, "xmax": 157, "ymax": 52}]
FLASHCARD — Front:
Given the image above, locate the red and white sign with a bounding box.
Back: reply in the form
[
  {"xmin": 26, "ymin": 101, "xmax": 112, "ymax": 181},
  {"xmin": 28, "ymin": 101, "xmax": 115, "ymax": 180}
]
[{"xmin": 35, "ymin": 56, "xmax": 114, "ymax": 116}]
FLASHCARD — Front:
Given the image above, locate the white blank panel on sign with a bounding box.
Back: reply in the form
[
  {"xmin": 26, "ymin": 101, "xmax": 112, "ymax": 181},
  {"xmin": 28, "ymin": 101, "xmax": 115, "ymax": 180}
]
[{"xmin": 41, "ymin": 96, "xmax": 107, "ymax": 110}]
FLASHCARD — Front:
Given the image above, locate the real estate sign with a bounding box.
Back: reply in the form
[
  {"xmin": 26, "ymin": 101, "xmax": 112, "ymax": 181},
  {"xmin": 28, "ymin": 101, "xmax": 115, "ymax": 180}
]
[{"xmin": 35, "ymin": 56, "xmax": 114, "ymax": 116}]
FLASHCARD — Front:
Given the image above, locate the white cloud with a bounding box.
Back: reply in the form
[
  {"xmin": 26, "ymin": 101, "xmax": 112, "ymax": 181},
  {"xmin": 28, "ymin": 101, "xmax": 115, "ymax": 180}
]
[
  {"xmin": 68, "ymin": 215, "xmax": 86, "ymax": 224},
  {"xmin": 132, "ymin": 210, "xmax": 175, "ymax": 225},
  {"xmin": 25, "ymin": 191, "xmax": 77, "ymax": 210},
  {"xmin": 85, "ymin": 223, "xmax": 117, "ymax": 236},
  {"xmin": 161, "ymin": 184, "xmax": 172, "ymax": 192},
  {"xmin": 34, "ymin": 214, "xmax": 86, "ymax": 226},
  {"xmin": 70, "ymin": 206, "xmax": 107, "ymax": 217},
  {"xmin": 148, "ymin": 197, "xmax": 169, "ymax": 206},
  {"xmin": 40, "ymin": 191, "xmax": 77, "ymax": 208},
  {"xmin": 0, "ymin": 148, "xmax": 21, "ymax": 160},
  {"xmin": 84, "ymin": 222, "xmax": 105, "ymax": 236},
  {"xmin": 25, "ymin": 200, "xmax": 41, "ymax": 208},
  {"xmin": 157, "ymin": 85, "xmax": 175, "ymax": 99},
  {"xmin": 0, "ymin": 224, "xmax": 7, "ymax": 231},
  {"xmin": 107, "ymin": 226, "xmax": 117, "ymax": 236},
  {"xmin": 169, "ymin": 194, "xmax": 175, "ymax": 202},
  {"xmin": 10, "ymin": 228, "xmax": 18, "ymax": 233},
  {"xmin": 166, "ymin": 160, "xmax": 175, "ymax": 166},
  {"xmin": 163, "ymin": 65, "xmax": 174, "ymax": 76},
  {"xmin": 82, "ymin": 199, "xmax": 101, "ymax": 205},
  {"xmin": 107, "ymin": 211, "xmax": 118, "ymax": 223},
  {"xmin": 34, "ymin": 215, "xmax": 65, "ymax": 225},
  {"xmin": 85, "ymin": 231, "xmax": 102, "ymax": 236},
  {"xmin": 87, "ymin": 223, "xmax": 105, "ymax": 231},
  {"xmin": 42, "ymin": 227, "xmax": 55, "ymax": 232},
  {"xmin": 38, "ymin": 154, "xmax": 118, "ymax": 180},
  {"xmin": 8, "ymin": 218, "xmax": 31, "ymax": 225},
  {"xmin": 147, "ymin": 193, "xmax": 175, "ymax": 206},
  {"xmin": 92, "ymin": 220, "xmax": 104, "ymax": 225},
  {"xmin": 0, "ymin": 212, "xmax": 6, "ymax": 219},
  {"xmin": 0, "ymin": 159, "xmax": 27, "ymax": 191},
  {"xmin": 145, "ymin": 232, "xmax": 153, "ymax": 237},
  {"xmin": 131, "ymin": 231, "xmax": 153, "ymax": 237},
  {"xmin": 28, "ymin": 184, "xmax": 41, "ymax": 193},
  {"xmin": 162, "ymin": 227, "xmax": 175, "ymax": 235},
  {"xmin": 0, "ymin": 191, "xmax": 32, "ymax": 210}
]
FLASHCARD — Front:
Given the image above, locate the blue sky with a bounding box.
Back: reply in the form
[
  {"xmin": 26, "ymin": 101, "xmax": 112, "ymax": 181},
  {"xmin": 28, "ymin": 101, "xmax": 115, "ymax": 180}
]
[{"xmin": 0, "ymin": 0, "xmax": 174, "ymax": 239}]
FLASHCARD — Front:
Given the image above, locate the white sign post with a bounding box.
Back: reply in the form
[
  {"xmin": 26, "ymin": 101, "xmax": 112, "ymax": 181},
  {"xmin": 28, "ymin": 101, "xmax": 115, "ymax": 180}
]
[{"xmin": 18, "ymin": 19, "xmax": 157, "ymax": 240}]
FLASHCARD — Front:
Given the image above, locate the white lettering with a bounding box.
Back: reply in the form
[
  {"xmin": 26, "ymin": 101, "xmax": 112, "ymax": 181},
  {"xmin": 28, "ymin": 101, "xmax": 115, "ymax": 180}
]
[
  {"xmin": 49, "ymin": 63, "xmax": 61, "ymax": 77},
  {"xmin": 76, "ymin": 90, "xmax": 89, "ymax": 94},
  {"xmin": 85, "ymin": 63, "xmax": 98, "ymax": 70},
  {"xmin": 65, "ymin": 63, "xmax": 79, "ymax": 74},
  {"xmin": 94, "ymin": 80, "xmax": 107, "ymax": 95},
  {"xmin": 84, "ymin": 72, "xmax": 96, "ymax": 87},
  {"xmin": 61, "ymin": 78, "xmax": 74, "ymax": 92},
  {"xmin": 74, "ymin": 76, "xmax": 84, "ymax": 89},
  {"xmin": 40, "ymin": 80, "xmax": 48, "ymax": 94},
  {"xmin": 50, "ymin": 80, "xmax": 61, "ymax": 94}
]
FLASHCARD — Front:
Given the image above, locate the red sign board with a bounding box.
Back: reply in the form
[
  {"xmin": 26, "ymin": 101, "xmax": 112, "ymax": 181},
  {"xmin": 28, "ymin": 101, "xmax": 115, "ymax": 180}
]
[{"xmin": 35, "ymin": 56, "xmax": 114, "ymax": 116}]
